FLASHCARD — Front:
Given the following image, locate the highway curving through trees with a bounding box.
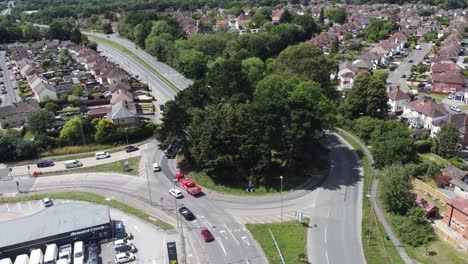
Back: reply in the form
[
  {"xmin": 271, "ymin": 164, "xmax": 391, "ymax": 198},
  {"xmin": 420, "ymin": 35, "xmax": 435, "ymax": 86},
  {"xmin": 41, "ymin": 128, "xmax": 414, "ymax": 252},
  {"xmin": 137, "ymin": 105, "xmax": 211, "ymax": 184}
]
[{"xmin": 1, "ymin": 133, "xmax": 365, "ymax": 264}]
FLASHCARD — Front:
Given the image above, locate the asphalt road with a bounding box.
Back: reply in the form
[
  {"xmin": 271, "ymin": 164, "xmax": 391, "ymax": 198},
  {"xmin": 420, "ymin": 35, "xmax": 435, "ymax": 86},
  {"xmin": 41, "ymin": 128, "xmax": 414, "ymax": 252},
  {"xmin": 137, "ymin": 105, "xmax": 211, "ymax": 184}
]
[
  {"xmin": 387, "ymin": 43, "xmax": 432, "ymax": 92},
  {"xmin": 0, "ymin": 51, "xmax": 21, "ymax": 106}
]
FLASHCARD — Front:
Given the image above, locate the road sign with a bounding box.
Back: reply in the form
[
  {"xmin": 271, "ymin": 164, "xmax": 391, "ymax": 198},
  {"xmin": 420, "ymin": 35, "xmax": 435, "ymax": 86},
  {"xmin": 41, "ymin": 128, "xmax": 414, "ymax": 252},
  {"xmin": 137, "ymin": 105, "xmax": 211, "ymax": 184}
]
[{"xmin": 167, "ymin": 242, "xmax": 178, "ymax": 264}]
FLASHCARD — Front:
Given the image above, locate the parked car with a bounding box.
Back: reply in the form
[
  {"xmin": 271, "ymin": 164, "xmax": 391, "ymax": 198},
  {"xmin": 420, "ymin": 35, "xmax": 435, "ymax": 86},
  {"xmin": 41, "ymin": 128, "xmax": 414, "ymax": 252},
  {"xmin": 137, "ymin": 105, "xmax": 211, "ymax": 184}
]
[
  {"xmin": 169, "ymin": 188, "xmax": 183, "ymax": 198},
  {"xmin": 42, "ymin": 198, "xmax": 53, "ymax": 207},
  {"xmin": 37, "ymin": 160, "xmax": 54, "ymax": 168},
  {"xmin": 1, "ymin": 90, "xmax": 6, "ymax": 94},
  {"xmin": 201, "ymin": 228, "xmax": 214, "ymax": 242},
  {"xmin": 152, "ymin": 163, "xmax": 161, "ymax": 172},
  {"xmin": 450, "ymin": 105, "xmax": 462, "ymax": 112},
  {"xmin": 179, "ymin": 206, "xmax": 195, "ymax": 220},
  {"xmin": 408, "ymin": 59, "xmax": 413, "ymax": 63},
  {"xmin": 115, "ymin": 252, "xmax": 135, "ymax": 264},
  {"xmin": 125, "ymin": 146, "xmax": 139, "ymax": 153},
  {"xmin": 115, "ymin": 245, "xmax": 137, "ymax": 253},
  {"xmin": 114, "ymin": 239, "xmax": 133, "ymax": 249},
  {"xmin": 401, "ymin": 74, "xmax": 406, "ymax": 78},
  {"xmin": 95, "ymin": 151, "xmax": 111, "ymax": 159},
  {"xmin": 448, "ymin": 94, "xmax": 454, "ymax": 100}
]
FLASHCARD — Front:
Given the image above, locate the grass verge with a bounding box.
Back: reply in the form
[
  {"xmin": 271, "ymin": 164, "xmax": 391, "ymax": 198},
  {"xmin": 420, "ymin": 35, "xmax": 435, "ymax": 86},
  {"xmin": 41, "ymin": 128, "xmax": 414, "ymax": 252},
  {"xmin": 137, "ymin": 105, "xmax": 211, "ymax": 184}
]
[
  {"xmin": 337, "ymin": 130, "xmax": 404, "ymax": 264},
  {"xmin": 87, "ymin": 35, "xmax": 179, "ymax": 92},
  {"xmin": 43, "ymin": 156, "xmax": 141, "ymax": 176},
  {"xmin": 246, "ymin": 219, "xmax": 309, "ymax": 263},
  {"xmin": 0, "ymin": 192, "xmax": 173, "ymax": 230}
]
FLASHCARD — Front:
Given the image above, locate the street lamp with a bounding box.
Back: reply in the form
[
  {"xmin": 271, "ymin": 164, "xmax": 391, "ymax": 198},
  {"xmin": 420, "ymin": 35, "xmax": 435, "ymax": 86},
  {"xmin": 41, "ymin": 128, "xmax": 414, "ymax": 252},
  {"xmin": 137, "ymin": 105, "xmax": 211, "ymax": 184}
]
[{"xmin": 280, "ymin": 176, "xmax": 283, "ymax": 224}]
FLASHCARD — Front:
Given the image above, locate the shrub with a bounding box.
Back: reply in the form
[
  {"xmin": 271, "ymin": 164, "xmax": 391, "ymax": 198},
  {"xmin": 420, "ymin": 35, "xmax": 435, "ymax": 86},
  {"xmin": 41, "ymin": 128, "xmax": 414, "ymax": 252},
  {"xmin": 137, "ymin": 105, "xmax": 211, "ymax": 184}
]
[
  {"xmin": 436, "ymin": 174, "xmax": 451, "ymax": 187},
  {"xmin": 415, "ymin": 140, "xmax": 431, "ymax": 153},
  {"xmin": 393, "ymin": 207, "xmax": 434, "ymax": 247}
]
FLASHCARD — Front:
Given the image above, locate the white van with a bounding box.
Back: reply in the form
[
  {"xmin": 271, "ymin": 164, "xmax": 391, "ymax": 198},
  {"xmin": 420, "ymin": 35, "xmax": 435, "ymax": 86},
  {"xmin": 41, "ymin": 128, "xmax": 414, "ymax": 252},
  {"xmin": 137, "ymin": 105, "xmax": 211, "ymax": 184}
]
[
  {"xmin": 0, "ymin": 258, "xmax": 12, "ymax": 264},
  {"xmin": 64, "ymin": 160, "xmax": 83, "ymax": 169},
  {"xmin": 14, "ymin": 255, "xmax": 29, "ymax": 264},
  {"xmin": 73, "ymin": 241, "xmax": 84, "ymax": 264},
  {"xmin": 29, "ymin": 249, "xmax": 43, "ymax": 264},
  {"xmin": 43, "ymin": 244, "xmax": 58, "ymax": 264}
]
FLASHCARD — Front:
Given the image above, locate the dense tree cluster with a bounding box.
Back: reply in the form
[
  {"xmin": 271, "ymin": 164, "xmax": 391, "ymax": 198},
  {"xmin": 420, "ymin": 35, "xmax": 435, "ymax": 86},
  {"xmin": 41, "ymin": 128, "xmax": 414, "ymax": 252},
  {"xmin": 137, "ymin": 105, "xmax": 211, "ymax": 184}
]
[
  {"xmin": 158, "ymin": 43, "xmax": 336, "ymax": 184},
  {"xmin": 361, "ymin": 19, "xmax": 398, "ymax": 43}
]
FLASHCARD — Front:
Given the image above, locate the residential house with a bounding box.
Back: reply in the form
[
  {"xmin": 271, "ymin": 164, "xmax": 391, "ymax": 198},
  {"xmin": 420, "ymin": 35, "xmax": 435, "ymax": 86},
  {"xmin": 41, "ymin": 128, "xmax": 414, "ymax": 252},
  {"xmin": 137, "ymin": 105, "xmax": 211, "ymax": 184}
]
[
  {"xmin": 431, "ymin": 113, "xmax": 468, "ymax": 147},
  {"xmin": 432, "ymin": 71, "xmax": 465, "ymax": 93},
  {"xmin": 110, "ymin": 89, "xmax": 133, "ymax": 105},
  {"xmin": 443, "ymin": 198, "xmax": 468, "ymax": 238},
  {"xmin": 403, "ymin": 97, "xmax": 449, "ymax": 129},
  {"xmin": 337, "ymin": 61, "xmax": 356, "ymax": 90},
  {"xmin": 110, "ymin": 81, "xmax": 131, "ymax": 93},
  {"xmin": 235, "ymin": 14, "xmax": 251, "ymax": 30},
  {"xmin": 387, "ymin": 86, "xmax": 411, "ymax": 113},
  {"xmin": 450, "ymin": 179, "xmax": 468, "ymax": 199},
  {"xmin": 414, "ymin": 194, "xmax": 439, "ymax": 218},
  {"xmin": 32, "ymin": 82, "xmax": 57, "ymax": 102},
  {"xmin": 272, "ymin": 9, "xmax": 284, "ymax": 24},
  {"xmin": 0, "ymin": 101, "xmax": 40, "ymax": 128},
  {"xmin": 106, "ymin": 68, "xmax": 127, "ymax": 84},
  {"xmin": 442, "ymin": 165, "xmax": 468, "ymax": 182},
  {"xmin": 107, "ymin": 101, "xmax": 139, "ymax": 127},
  {"xmin": 87, "ymin": 105, "xmax": 112, "ymax": 119}
]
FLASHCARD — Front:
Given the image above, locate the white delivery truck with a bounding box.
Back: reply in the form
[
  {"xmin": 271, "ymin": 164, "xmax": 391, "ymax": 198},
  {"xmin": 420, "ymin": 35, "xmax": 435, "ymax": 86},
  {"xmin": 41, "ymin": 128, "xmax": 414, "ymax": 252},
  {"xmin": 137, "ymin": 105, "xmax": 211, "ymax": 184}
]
[
  {"xmin": 64, "ymin": 160, "xmax": 82, "ymax": 168},
  {"xmin": 43, "ymin": 244, "xmax": 58, "ymax": 264},
  {"xmin": 0, "ymin": 258, "xmax": 12, "ymax": 264},
  {"xmin": 14, "ymin": 255, "xmax": 29, "ymax": 264},
  {"xmin": 29, "ymin": 249, "xmax": 43, "ymax": 264}
]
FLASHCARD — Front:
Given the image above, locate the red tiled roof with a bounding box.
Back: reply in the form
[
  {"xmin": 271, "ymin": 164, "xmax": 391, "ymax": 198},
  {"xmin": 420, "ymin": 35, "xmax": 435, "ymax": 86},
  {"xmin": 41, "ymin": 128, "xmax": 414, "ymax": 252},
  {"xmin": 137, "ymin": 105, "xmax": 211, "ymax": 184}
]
[
  {"xmin": 449, "ymin": 198, "xmax": 468, "ymax": 215},
  {"xmin": 414, "ymin": 195, "xmax": 438, "ymax": 213},
  {"xmin": 405, "ymin": 98, "xmax": 448, "ymax": 118},
  {"xmin": 387, "ymin": 86, "xmax": 410, "ymax": 101},
  {"xmin": 432, "ymin": 72, "xmax": 464, "ymax": 85}
]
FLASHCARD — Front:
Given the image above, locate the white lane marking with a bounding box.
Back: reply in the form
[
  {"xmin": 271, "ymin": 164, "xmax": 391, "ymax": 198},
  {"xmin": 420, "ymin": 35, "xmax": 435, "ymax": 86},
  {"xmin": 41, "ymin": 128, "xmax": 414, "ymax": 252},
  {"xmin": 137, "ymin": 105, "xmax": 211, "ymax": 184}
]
[
  {"xmin": 6, "ymin": 203, "xmax": 9, "ymax": 212},
  {"xmin": 245, "ymin": 259, "xmax": 250, "ymax": 264},
  {"xmin": 17, "ymin": 202, "xmax": 22, "ymax": 211},
  {"xmin": 220, "ymin": 230, "xmax": 228, "ymax": 240},
  {"xmin": 216, "ymin": 237, "xmax": 227, "ymax": 255},
  {"xmin": 324, "ymin": 226, "xmax": 327, "ymax": 243},
  {"xmin": 134, "ymin": 225, "xmax": 141, "ymax": 233},
  {"xmin": 328, "ymin": 209, "xmax": 331, "ymax": 217},
  {"xmin": 106, "ymin": 243, "xmax": 112, "ymax": 247},
  {"xmin": 199, "ymin": 216, "xmax": 212, "ymax": 228},
  {"xmin": 192, "ymin": 220, "xmax": 201, "ymax": 229},
  {"xmin": 152, "ymin": 260, "xmax": 156, "ymax": 264},
  {"xmin": 224, "ymin": 224, "xmax": 240, "ymax": 246},
  {"xmin": 29, "ymin": 201, "xmax": 32, "ymax": 210},
  {"xmin": 241, "ymin": 236, "xmax": 250, "ymax": 246},
  {"xmin": 326, "ymin": 250, "xmax": 330, "ymax": 264}
]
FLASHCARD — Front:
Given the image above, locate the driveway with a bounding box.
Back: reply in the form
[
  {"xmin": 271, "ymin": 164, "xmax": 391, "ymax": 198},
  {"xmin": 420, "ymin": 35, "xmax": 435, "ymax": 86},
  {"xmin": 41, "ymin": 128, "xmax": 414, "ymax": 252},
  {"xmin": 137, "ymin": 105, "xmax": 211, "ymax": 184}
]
[{"xmin": 387, "ymin": 43, "xmax": 432, "ymax": 92}]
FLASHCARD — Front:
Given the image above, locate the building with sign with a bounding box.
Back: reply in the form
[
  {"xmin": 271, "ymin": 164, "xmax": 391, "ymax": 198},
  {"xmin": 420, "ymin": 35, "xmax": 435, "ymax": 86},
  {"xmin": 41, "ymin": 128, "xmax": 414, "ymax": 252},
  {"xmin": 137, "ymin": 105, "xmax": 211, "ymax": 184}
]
[{"xmin": 0, "ymin": 203, "xmax": 112, "ymax": 259}]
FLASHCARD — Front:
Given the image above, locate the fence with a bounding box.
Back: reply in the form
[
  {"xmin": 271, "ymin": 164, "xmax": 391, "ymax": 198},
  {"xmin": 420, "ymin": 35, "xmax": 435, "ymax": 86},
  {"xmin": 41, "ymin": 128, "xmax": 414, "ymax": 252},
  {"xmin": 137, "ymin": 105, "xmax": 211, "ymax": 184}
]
[{"xmin": 412, "ymin": 178, "xmax": 450, "ymax": 205}]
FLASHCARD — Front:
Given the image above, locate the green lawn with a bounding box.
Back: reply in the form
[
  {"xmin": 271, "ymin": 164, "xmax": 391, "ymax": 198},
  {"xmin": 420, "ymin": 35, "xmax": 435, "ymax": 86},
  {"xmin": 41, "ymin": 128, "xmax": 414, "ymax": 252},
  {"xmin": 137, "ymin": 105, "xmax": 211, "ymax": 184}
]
[
  {"xmin": 337, "ymin": 130, "xmax": 404, "ymax": 264},
  {"xmin": 418, "ymin": 153, "xmax": 449, "ymax": 167},
  {"xmin": 246, "ymin": 220, "xmax": 309, "ymax": 264},
  {"xmin": 419, "ymin": 92, "xmax": 447, "ymax": 102},
  {"xmin": 43, "ymin": 156, "xmax": 141, "ymax": 176},
  {"xmin": 57, "ymin": 107, "xmax": 80, "ymax": 113},
  {"xmin": 0, "ymin": 192, "xmax": 173, "ymax": 230},
  {"xmin": 87, "ymin": 35, "xmax": 180, "ymax": 92}
]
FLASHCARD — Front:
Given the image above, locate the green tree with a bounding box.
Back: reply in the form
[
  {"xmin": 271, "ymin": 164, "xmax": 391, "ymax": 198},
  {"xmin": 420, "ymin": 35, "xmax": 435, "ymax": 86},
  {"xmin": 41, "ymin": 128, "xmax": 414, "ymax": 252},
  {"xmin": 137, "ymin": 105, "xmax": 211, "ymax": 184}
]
[
  {"xmin": 325, "ymin": 7, "xmax": 347, "ymax": 24},
  {"xmin": 70, "ymin": 27, "xmax": 82, "ymax": 44},
  {"xmin": 15, "ymin": 140, "xmax": 38, "ymax": 160},
  {"xmin": 102, "ymin": 23, "xmax": 112, "ymax": 34},
  {"xmin": 44, "ymin": 102, "xmax": 61, "ymax": 113},
  {"xmin": 94, "ymin": 118, "xmax": 117, "ymax": 144},
  {"xmin": 0, "ymin": 131, "xmax": 19, "ymax": 161},
  {"xmin": 145, "ymin": 33, "xmax": 174, "ymax": 62},
  {"xmin": 393, "ymin": 208, "xmax": 435, "ymax": 247},
  {"xmin": 319, "ymin": 7, "xmax": 324, "ymax": 24},
  {"xmin": 372, "ymin": 70, "xmax": 388, "ymax": 84},
  {"xmin": 90, "ymin": 14, "xmax": 99, "ymax": 24},
  {"xmin": 241, "ymin": 57, "xmax": 266, "ymax": 87},
  {"xmin": 22, "ymin": 24, "xmax": 41, "ymax": 41},
  {"xmin": 133, "ymin": 23, "xmax": 149, "ymax": 48},
  {"xmin": 270, "ymin": 43, "xmax": 337, "ymax": 98},
  {"xmin": 47, "ymin": 19, "xmax": 72, "ymax": 40},
  {"xmin": 280, "ymin": 9, "xmax": 293, "ymax": 23},
  {"xmin": 60, "ymin": 116, "xmax": 85, "ymax": 145},
  {"xmin": 252, "ymin": 7, "xmax": 271, "ymax": 27},
  {"xmin": 71, "ymin": 84, "xmax": 84, "ymax": 97},
  {"xmin": 26, "ymin": 110, "xmax": 55, "ymax": 134},
  {"xmin": 340, "ymin": 73, "xmax": 389, "ymax": 119},
  {"xmin": 433, "ymin": 124, "xmax": 460, "ymax": 156},
  {"xmin": 174, "ymin": 49, "xmax": 207, "ymax": 80},
  {"xmin": 206, "ymin": 57, "xmax": 249, "ymax": 103},
  {"xmin": 379, "ymin": 165, "xmax": 414, "ymax": 215},
  {"xmin": 291, "ymin": 14, "xmax": 320, "ymax": 40},
  {"xmin": 330, "ymin": 36, "xmax": 339, "ymax": 55},
  {"xmin": 87, "ymin": 41, "xmax": 98, "ymax": 50}
]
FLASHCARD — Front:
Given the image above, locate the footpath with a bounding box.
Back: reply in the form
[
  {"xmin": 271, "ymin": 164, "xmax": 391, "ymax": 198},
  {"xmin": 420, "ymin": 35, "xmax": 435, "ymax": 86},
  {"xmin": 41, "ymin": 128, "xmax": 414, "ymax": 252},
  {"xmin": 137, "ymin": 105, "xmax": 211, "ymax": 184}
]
[{"xmin": 337, "ymin": 128, "xmax": 415, "ymax": 264}]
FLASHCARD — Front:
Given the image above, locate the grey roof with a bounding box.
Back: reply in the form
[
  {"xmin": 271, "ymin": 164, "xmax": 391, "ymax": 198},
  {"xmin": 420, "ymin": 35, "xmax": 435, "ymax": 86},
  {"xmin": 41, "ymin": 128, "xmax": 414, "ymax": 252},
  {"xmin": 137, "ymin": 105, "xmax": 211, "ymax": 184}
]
[
  {"xmin": 444, "ymin": 165, "xmax": 467, "ymax": 180},
  {"xmin": 450, "ymin": 178, "xmax": 468, "ymax": 191},
  {"xmin": 108, "ymin": 101, "xmax": 137, "ymax": 120},
  {"xmin": 0, "ymin": 203, "xmax": 110, "ymax": 248},
  {"xmin": 0, "ymin": 101, "xmax": 40, "ymax": 117}
]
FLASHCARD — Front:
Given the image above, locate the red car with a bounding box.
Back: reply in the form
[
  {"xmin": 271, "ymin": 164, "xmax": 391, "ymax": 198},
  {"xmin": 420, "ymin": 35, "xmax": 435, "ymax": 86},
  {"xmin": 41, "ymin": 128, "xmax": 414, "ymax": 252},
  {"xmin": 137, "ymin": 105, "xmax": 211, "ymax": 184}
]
[{"xmin": 201, "ymin": 228, "xmax": 214, "ymax": 242}]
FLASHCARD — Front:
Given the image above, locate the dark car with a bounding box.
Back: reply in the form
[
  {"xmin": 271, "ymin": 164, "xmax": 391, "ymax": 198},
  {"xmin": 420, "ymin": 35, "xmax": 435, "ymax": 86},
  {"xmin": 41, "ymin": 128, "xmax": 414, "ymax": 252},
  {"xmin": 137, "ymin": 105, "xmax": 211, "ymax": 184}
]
[
  {"xmin": 88, "ymin": 242, "xmax": 99, "ymax": 264},
  {"xmin": 115, "ymin": 245, "xmax": 137, "ymax": 253},
  {"xmin": 401, "ymin": 74, "xmax": 406, "ymax": 78},
  {"xmin": 179, "ymin": 206, "xmax": 195, "ymax": 220},
  {"xmin": 89, "ymin": 241, "xmax": 100, "ymax": 254},
  {"xmin": 125, "ymin": 146, "xmax": 139, "ymax": 153},
  {"xmin": 1, "ymin": 90, "xmax": 6, "ymax": 94},
  {"xmin": 408, "ymin": 59, "xmax": 413, "ymax": 63},
  {"xmin": 164, "ymin": 144, "xmax": 178, "ymax": 159},
  {"xmin": 201, "ymin": 228, "xmax": 214, "ymax": 242},
  {"xmin": 37, "ymin": 160, "xmax": 54, "ymax": 168}
]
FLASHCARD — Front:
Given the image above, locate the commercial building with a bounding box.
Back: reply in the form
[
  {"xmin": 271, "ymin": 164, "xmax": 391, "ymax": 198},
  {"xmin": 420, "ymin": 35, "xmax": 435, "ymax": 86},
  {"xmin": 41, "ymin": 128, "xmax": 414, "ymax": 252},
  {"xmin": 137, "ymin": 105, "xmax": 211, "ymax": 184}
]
[{"xmin": 0, "ymin": 203, "xmax": 112, "ymax": 259}]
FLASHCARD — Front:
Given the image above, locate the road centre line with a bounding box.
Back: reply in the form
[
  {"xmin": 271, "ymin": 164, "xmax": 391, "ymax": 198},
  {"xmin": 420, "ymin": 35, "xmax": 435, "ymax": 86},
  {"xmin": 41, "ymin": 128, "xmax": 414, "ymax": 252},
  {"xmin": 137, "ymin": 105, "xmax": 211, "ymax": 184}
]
[
  {"xmin": 326, "ymin": 250, "xmax": 330, "ymax": 264},
  {"xmin": 324, "ymin": 226, "xmax": 327, "ymax": 243},
  {"xmin": 216, "ymin": 237, "xmax": 227, "ymax": 255},
  {"xmin": 224, "ymin": 224, "xmax": 240, "ymax": 246}
]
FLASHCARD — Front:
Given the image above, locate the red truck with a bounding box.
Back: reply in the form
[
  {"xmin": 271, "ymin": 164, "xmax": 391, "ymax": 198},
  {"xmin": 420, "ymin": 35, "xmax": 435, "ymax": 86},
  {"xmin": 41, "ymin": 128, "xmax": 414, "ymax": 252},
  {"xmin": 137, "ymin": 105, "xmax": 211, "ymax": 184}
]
[{"xmin": 176, "ymin": 173, "xmax": 202, "ymax": 196}]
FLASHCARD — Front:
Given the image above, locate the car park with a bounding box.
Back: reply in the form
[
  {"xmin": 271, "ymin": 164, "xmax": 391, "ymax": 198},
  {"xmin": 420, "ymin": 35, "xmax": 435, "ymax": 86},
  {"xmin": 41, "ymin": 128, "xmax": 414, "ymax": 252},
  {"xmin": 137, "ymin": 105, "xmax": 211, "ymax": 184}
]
[
  {"xmin": 450, "ymin": 105, "xmax": 462, "ymax": 112},
  {"xmin": 169, "ymin": 188, "xmax": 183, "ymax": 198},
  {"xmin": 201, "ymin": 228, "xmax": 214, "ymax": 242},
  {"xmin": 37, "ymin": 160, "xmax": 54, "ymax": 167},
  {"xmin": 113, "ymin": 221, "xmax": 133, "ymax": 239},
  {"xmin": 152, "ymin": 163, "xmax": 161, "ymax": 172},
  {"xmin": 95, "ymin": 151, "xmax": 111, "ymax": 159},
  {"xmin": 114, "ymin": 239, "xmax": 133, "ymax": 249},
  {"xmin": 179, "ymin": 206, "xmax": 195, "ymax": 220},
  {"xmin": 115, "ymin": 252, "xmax": 135, "ymax": 264},
  {"xmin": 42, "ymin": 198, "xmax": 53, "ymax": 207},
  {"xmin": 125, "ymin": 146, "xmax": 139, "ymax": 153}
]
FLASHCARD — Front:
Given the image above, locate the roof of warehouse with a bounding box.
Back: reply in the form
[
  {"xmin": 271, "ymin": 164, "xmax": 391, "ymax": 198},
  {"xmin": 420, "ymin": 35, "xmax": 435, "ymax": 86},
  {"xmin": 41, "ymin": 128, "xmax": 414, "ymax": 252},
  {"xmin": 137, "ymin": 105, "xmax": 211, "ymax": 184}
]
[{"xmin": 0, "ymin": 203, "xmax": 110, "ymax": 248}]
